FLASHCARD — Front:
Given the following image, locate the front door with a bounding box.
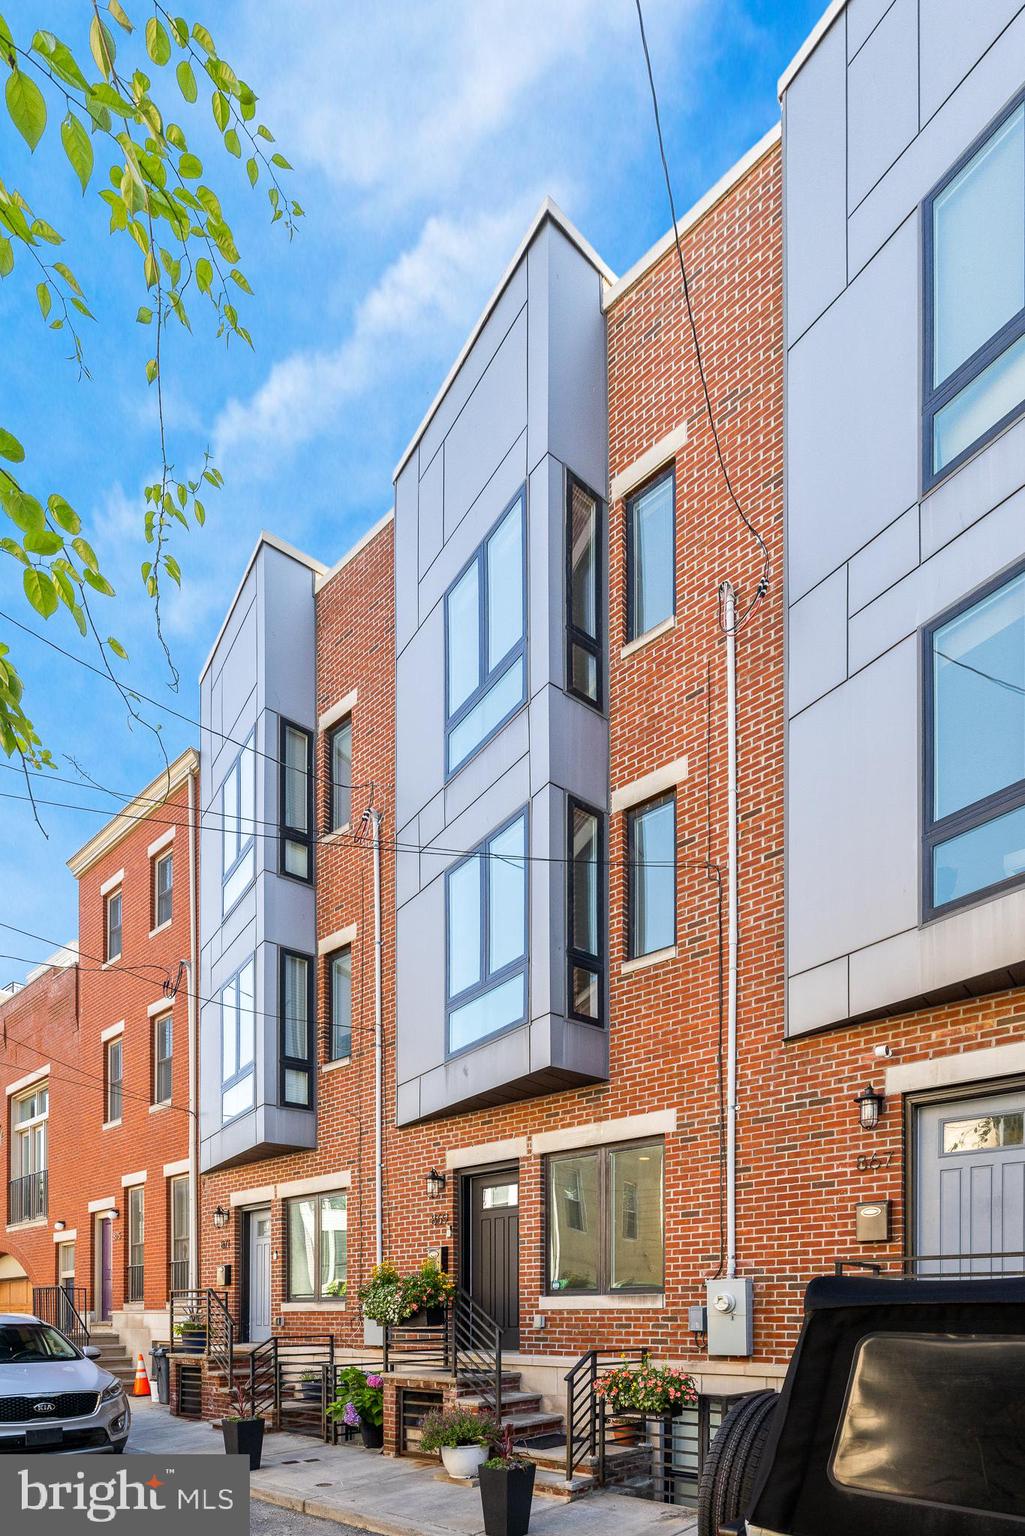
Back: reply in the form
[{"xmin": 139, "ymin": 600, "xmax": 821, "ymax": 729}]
[
  {"xmin": 246, "ymin": 1208, "xmax": 272, "ymax": 1343},
  {"xmin": 94, "ymin": 1216, "xmax": 113, "ymax": 1322},
  {"xmin": 915, "ymin": 1087, "xmax": 1025, "ymax": 1273},
  {"xmin": 468, "ymin": 1170, "xmax": 519, "ymax": 1350}
]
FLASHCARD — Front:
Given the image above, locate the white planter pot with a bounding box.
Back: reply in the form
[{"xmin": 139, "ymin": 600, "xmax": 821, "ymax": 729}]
[{"xmin": 441, "ymin": 1443, "xmax": 487, "ymax": 1480}]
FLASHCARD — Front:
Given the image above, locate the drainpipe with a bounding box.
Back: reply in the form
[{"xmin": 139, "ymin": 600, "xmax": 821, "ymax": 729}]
[
  {"xmin": 187, "ymin": 764, "xmax": 200, "ymax": 1290},
  {"xmin": 366, "ymin": 808, "xmax": 384, "ymax": 1268},
  {"xmin": 720, "ymin": 581, "xmax": 739, "ymax": 1281}
]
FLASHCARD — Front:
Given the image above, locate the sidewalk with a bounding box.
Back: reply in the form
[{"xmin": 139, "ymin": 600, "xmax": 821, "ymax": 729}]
[{"xmin": 127, "ymin": 1400, "xmax": 697, "ymax": 1536}]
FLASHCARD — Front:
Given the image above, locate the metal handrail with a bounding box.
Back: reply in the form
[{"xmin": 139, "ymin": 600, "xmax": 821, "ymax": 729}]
[
  {"xmin": 452, "ymin": 1287, "xmax": 502, "ymax": 1419},
  {"xmin": 32, "ymin": 1285, "xmax": 90, "ymax": 1348},
  {"xmin": 563, "ymin": 1349, "xmax": 648, "ymax": 1482},
  {"xmin": 207, "ymin": 1288, "xmax": 234, "ymax": 1388},
  {"xmin": 249, "ymin": 1335, "xmax": 279, "ymax": 1425}
]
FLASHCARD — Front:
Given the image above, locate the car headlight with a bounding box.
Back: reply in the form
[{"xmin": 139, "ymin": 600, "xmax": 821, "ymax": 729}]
[{"xmin": 100, "ymin": 1381, "xmax": 125, "ymax": 1403}]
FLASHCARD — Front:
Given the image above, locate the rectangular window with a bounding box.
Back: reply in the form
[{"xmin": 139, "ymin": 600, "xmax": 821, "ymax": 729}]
[
  {"xmin": 222, "ymin": 733, "xmax": 256, "ymax": 912},
  {"xmin": 170, "ymin": 1174, "xmax": 189, "ymax": 1292},
  {"xmin": 220, "ymin": 957, "xmax": 256, "ymax": 1122},
  {"xmin": 925, "ymin": 563, "xmax": 1025, "ymax": 914},
  {"xmin": 127, "ymin": 1185, "xmax": 144, "ymax": 1303},
  {"xmin": 566, "ymin": 473, "xmax": 603, "ymax": 707},
  {"xmin": 627, "ymin": 795, "xmax": 676, "ymax": 957},
  {"xmin": 153, "ymin": 1013, "xmax": 172, "ymax": 1105},
  {"xmin": 280, "ymin": 719, "xmax": 313, "ymax": 882},
  {"xmin": 446, "ymin": 810, "xmax": 528, "ymax": 1055},
  {"xmin": 924, "ymin": 95, "xmax": 1025, "ymax": 485},
  {"xmin": 105, "ymin": 1037, "xmax": 123, "ymax": 1124},
  {"xmin": 286, "ymin": 1191, "xmax": 347, "ymax": 1302},
  {"xmin": 57, "ymin": 1240, "xmax": 75, "ymax": 1293},
  {"xmin": 445, "ymin": 491, "xmax": 527, "ymax": 774},
  {"xmin": 10, "ymin": 1084, "xmax": 47, "ymax": 1222},
  {"xmin": 328, "ymin": 946, "xmax": 352, "ymax": 1062},
  {"xmin": 329, "ymin": 717, "xmax": 352, "ymax": 832},
  {"xmin": 105, "ymin": 888, "xmax": 122, "ymax": 963},
  {"xmin": 547, "ymin": 1140, "xmax": 664, "ymax": 1294},
  {"xmin": 626, "ymin": 469, "xmax": 675, "ymax": 641},
  {"xmin": 568, "ymin": 800, "xmax": 604, "ymax": 1023},
  {"xmin": 280, "ymin": 949, "xmax": 313, "ymax": 1108},
  {"xmin": 153, "ymin": 851, "xmax": 173, "ymax": 930}
]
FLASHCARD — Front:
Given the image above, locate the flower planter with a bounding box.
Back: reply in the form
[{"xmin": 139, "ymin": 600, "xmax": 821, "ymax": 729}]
[
  {"xmin": 360, "ymin": 1420, "xmax": 384, "ymax": 1449},
  {"xmin": 479, "ymin": 1462, "xmax": 536, "ymax": 1536},
  {"xmin": 407, "ymin": 1306, "xmax": 447, "ymax": 1328},
  {"xmin": 441, "ymin": 1443, "xmax": 488, "ymax": 1480},
  {"xmin": 176, "ymin": 1331, "xmax": 206, "ymax": 1355},
  {"xmin": 222, "ymin": 1416, "xmax": 265, "ymax": 1470},
  {"xmin": 299, "ymin": 1380, "xmax": 322, "ymax": 1402}
]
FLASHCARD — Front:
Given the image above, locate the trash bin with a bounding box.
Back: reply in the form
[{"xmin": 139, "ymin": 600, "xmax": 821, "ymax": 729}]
[{"xmin": 150, "ymin": 1344, "xmax": 170, "ymax": 1405}]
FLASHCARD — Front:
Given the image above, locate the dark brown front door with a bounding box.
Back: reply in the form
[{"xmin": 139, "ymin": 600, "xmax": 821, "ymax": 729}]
[{"xmin": 468, "ymin": 1169, "xmax": 519, "ymax": 1350}]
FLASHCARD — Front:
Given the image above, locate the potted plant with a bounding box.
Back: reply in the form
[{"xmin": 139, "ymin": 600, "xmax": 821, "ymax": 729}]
[
  {"xmin": 324, "ymin": 1277, "xmax": 347, "ymax": 1300},
  {"xmin": 594, "ymin": 1362, "xmax": 698, "ymax": 1438},
  {"xmin": 299, "ymin": 1368, "xmax": 322, "ymax": 1402},
  {"xmin": 479, "ymin": 1424, "xmax": 536, "ymax": 1536},
  {"xmin": 418, "ymin": 1407, "xmax": 498, "ymax": 1480},
  {"xmin": 358, "ymin": 1264, "xmax": 409, "ymax": 1327},
  {"xmin": 402, "ymin": 1260, "xmax": 455, "ymax": 1327},
  {"xmin": 173, "ymin": 1314, "xmax": 207, "ymax": 1355},
  {"xmin": 221, "ymin": 1381, "xmax": 265, "ymax": 1470},
  {"xmin": 328, "ymin": 1366, "xmax": 385, "ymax": 1449}
]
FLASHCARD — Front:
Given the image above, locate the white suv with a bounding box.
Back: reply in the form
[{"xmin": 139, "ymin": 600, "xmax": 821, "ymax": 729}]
[{"xmin": 0, "ymin": 1314, "xmax": 131, "ymax": 1454}]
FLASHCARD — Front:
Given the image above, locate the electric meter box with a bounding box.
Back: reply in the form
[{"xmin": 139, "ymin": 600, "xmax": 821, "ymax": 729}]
[{"xmin": 706, "ymin": 1276, "xmax": 754, "ymax": 1356}]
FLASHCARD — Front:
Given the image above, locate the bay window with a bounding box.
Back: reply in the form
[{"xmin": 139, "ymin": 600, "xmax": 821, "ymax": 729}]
[
  {"xmin": 287, "ymin": 1191, "xmax": 347, "ymax": 1302},
  {"xmin": 547, "ymin": 1140, "xmax": 664, "ymax": 1294},
  {"xmin": 568, "ymin": 800, "xmax": 604, "ymax": 1022},
  {"xmin": 222, "ymin": 733, "xmax": 256, "ymax": 912},
  {"xmin": 280, "ymin": 719, "xmax": 313, "ymax": 881},
  {"xmin": 280, "ymin": 949, "xmax": 313, "ymax": 1108},
  {"xmin": 567, "ymin": 474, "xmax": 603, "ymax": 706},
  {"xmin": 446, "ymin": 810, "xmax": 528, "ymax": 1054},
  {"xmin": 220, "ymin": 957, "xmax": 256, "ymax": 1122}
]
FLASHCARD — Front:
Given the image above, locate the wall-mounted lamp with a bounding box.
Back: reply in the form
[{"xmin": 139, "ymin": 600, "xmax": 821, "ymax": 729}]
[
  {"xmin": 854, "ymin": 1083, "xmax": 885, "ymax": 1132},
  {"xmin": 212, "ymin": 1205, "xmax": 230, "ymax": 1229},
  {"xmin": 425, "ymin": 1169, "xmax": 447, "ymax": 1200},
  {"xmin": 53, "ymin": 1220, "xmax": 66, "ymax": 1232},
  {"xmin": 101, "ymin": 1207, "xmax": 119, "ymax": 1221}
]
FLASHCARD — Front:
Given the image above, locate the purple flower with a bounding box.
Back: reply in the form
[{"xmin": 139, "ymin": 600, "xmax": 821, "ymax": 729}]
[
  {"xmin": 343, "ymin": 1402, "xmax": 361, "ymax": 1427},
  {"xmin": 366, "ymin": 1374, "xmax": 383, "ymax": 1389}
]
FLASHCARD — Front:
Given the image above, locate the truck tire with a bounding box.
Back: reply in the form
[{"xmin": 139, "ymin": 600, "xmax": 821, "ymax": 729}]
[{"xmin": 697, "ymin": 1389, "xmax": 778, "ymax": 1536}]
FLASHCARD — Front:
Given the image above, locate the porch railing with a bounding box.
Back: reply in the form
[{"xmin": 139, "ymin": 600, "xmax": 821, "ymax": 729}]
[
  {"xmin": 127, "ymin": 1264, "xmax": 144, "ymax": 1304},
  {"xmin": 249, "ymin": 1335, "xmax": 279, "ymax": 1425},
  {"xmin": 451, "ymin": 1288, "xmax": 502, "ymax": 1418},
  {"xmin": 8, "ymin": 1170, "xmax": 47, "ymax": 1224},
  {"xmin": 170, "ymin": 1258, "xmax": 189, "ymax": 1293},
  {"xmin": 33, "ymin": 1285, "xmax": 90, "ymax": 1348},
  {"xmin": 564, "ymin": 1349, "xmax": 647, "ymax": 1482}
]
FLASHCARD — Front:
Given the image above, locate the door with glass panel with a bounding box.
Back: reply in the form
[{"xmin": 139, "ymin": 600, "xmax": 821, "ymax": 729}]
[
  {"xmin": 245, "ymin": 1207, "xmax": 272, "ymax": 1343},
  {"xmin": 915, "ymin": 1089, "xmax": 1025, "ymax": 1274},
  {"xmin": 467, "ymin": 1170, "xmax": 519, "ymax": 1350}
]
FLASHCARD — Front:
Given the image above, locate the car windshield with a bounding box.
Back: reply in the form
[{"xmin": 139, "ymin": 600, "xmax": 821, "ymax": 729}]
[{"xmin": 0, "ymin": 1323, "xmax": 79, "ymax": 1363}]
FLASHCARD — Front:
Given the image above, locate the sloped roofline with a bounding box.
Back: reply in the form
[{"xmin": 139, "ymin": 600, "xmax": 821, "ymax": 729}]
[{"xmin": 778, "ymin": 0, "xmax": 846, "ymax": 98}]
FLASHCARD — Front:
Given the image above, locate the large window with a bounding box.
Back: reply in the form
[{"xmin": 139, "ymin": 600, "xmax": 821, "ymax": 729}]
[
  {"xmin": 105, "ymin": 1037, "xmax": 123, "ymax": 1124},
  {"xmin": 280, "ymin": 950, "xmax": 313, "ymax": 1108},
  {"xmin": 10, "ymin": 1083, "xmax": 47, "ymax": 1223},
  {"xmin": 328, "ymin": 946, "xmax": 352, "ymax": 1062},
  {"xmin": 286, "ymin": 1191, "xmax": 347, "ymax": 1302},
  {"xmin": 568, "ymin": 800, "xmax": 604, "ymax": 1023},
  {"xmin": 105, "ymin": 887, "xmax": 122, "ymax": 963},
  {"xmin": 925, "ymin": 563, "xmax": 1025, "ymax": 914},
  {"xmin": 329, "ymin": 717, "xmax": 352, "ymax": 832},
  {"xmin": 924, "ymin": 95, "xmax": 1025, "ymax": 485},
  {"xmin": 153, "ymin": 850, "xmax": 173, "ymax": 930},
  {"xmin": 566, "ymin": 474, "xmax": 603, "ymax": 707},
  {"xmin": 446, "ymin": 810, "xmax": 528, "ymax": 1055},
  {"xmin": 153, "ymin": 1013, "xmax": 173, "ymax": 1105},
  {"xmin": 280, "ymin": 719, "xmax": 313, "ymax": 881},
  {"xmin": 445, "ymin": 492, "xmax": 526, "ymax": 775},
  {"xmin": 222, "ymin": 734, "xmax": 256, "ymax": 912},
  {"xmin": 220, "ymin": 957, "xmax": 256, "ymax": 1122},
  {"xmin": 626, "ymin": 795, "xmax": 676, "ymax": 957},
  {"xmin": 626, "ymin": 470, "xmax": 675, "ymax": 641},
  {"xmin": 547, "ymin": 1141, "xmax": 664, "ymax": 1294}
]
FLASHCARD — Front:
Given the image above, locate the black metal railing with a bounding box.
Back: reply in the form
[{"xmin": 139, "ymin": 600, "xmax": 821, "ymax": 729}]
[
  {"xmin": 8, "ymin": 1170, "xmax": 47, "ymax": 1224},
  {"xmin": 33, "ymin": 1285, "xmax": 90, "ymax": 1348},
  {"xmin": 127, "ymin": 1264, "xmax": 144, "ymax": 1303},
  {"xmin": 274, "ymin": 1336, "xmax": 334, "ymax": 1435},
  {"xmin": 170, "ymin": 1259, "xmax": 189, "ymax": 1293},
  {"xmin": 249, "ymin": 1336, "xmax": 279, "ymax": 1426},
  {"xmin": 170, "ymin": 1287, "xmax": 232, "ymax": 1365},
  {"xmin": 451, "ymin": 1287, "xmax": 502, "ymax": 1418},
  {"xmin": 564, "ymin": 1349, "xmax": 647, "ymax": 1482},
  {"xmin": 208, "ymin": 1289, "xmax": 234, "ymax": 1388},
  {"xmin": 322, "ymin": 1357, "xmax": 387, "ymax": 1444}
]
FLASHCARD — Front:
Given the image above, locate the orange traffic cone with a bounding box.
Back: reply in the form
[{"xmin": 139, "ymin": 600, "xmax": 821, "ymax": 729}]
[{"xmin": 132, "ymin": 1352, "xmax": 150, "ymax": 1397}]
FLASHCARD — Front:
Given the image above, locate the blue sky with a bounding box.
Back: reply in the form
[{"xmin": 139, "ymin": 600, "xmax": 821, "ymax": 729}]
[{"xmin": 0, "ymin": 0, "xmax": 822, "ymax": 984}]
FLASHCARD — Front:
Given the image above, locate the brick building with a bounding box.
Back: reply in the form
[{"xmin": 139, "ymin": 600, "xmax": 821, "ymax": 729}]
[{"xmin": 1, "ymin": 748, "xmax": 198, "ymax": 1367}]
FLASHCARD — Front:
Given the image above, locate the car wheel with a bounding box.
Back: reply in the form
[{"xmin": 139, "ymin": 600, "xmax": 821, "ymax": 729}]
[{"xmin": 697, "ymin": 1389, "xmax": 778, "ymax": 1536}]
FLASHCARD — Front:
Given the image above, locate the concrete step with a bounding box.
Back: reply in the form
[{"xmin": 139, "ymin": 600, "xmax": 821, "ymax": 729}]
[
  {"xmin": 460, "ymin": 1389, "xmax": 544, "ymax": 1415},
  {"xmin": 500, "ymin": 1411, "xmax": 566, "ymax": 1440},
  {"xmin": 532, "ymin": 1467, "xmax": 596, "ymax": 1502}
]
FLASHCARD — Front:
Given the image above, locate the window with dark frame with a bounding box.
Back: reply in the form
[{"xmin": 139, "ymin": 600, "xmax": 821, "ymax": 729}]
[
  {"xmin": 568, "ymin": 799, "xmax": 604, "ymax": 1023},
  {"xmin": 280, "ymin": 949, "xmax": 313, "ymax": 1108},
  {"xmin": 153, "ymin": 1012, "xmax": 172, "ymax": 1105},
  {"xmin": 547, "ymin": 1140, "xmax": 664, "ymax": 1295},
  {"xmin": 626, "ymin": 794, "xmax": 676, "ymax": 958},
  {"xmin": 327, "ymin": 946, "xmax": 352, "ymax": 1062},
  {"xmin": 286, "ymin": 1190, "xmax": 347, "ymax": 1302},
  {"xmin": 446, "ymin": 809, "xmax": 528, "ymax": 1056},
  {"xmin": 626, "ymin": 469, "xmax": 675, "ymax": 642},
  {"xmin": 924, "ymin": 560, "xmax": 1025, "ymax": 915},
  {"xmin": 444, "ymin": 490, "xmax": 527, "ymax": 775},
  {"xmin": 566, "ymin": 473, "xmax": 603, "ymax": 707},
  {"xmin": 105, "ymin": 1037, "xmax": 122, "ymax": 1124},
  {"xmin": 153, "ymin": 850, "xmax": 173, "ymax": 929},
  {"xmin": 105, "ymin": 888, "xmax": 122, "ymax": 963},
  {"xmin": 280, "ymin": 720, "xmax": 313, "ymax": 882},
  {"xmin": 923, "ymin": 91, "xmax": 1025, "ymax": 487},
  {"xmin": 222, "ymin": 733, "xmax": 256, "ymax": 913},
  {"xmin": 328, "ymin": 716, "xmax": 352, "ymax": 832}
]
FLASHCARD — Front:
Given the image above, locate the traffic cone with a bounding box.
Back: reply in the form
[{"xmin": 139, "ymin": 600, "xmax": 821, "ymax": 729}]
[{"xmin": 132, "ymin": 1352, "xmax": 150, "ymax": 1397}]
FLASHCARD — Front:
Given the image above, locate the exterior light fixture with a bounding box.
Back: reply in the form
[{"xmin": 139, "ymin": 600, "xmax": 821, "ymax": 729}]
[
  {"xmin": 425, "ymin": 1169, "xmax": 446, "ymax": 1200},
  {"xmin": 53, "ymin": 1220, "xmax": 66, "ymax": 1232},
  {"xmin": 854, "ymin": 1083, "xmax": 885, "ymax": 1132},
  {"xmin": 102, "ymin": 1207, "xmax": 119, "ymax": 1221},
  {"xmin": 212, "ymin": 1205, "xmax": 230, "ymax": 1229}
]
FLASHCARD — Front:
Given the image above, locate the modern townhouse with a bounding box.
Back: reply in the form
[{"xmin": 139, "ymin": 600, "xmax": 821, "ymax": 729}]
[
  {"xmin": 0, "ymin": 748, "xmax": 198, "ymax": 1375},
  {"xmin": 779, "ymin": 3, "xmax": 1025, "ymax": 1282}
]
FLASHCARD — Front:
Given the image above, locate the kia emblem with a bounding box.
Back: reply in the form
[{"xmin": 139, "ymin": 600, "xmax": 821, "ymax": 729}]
[{"xmin": 33, "ymin": 1401, "xmax": 56, "ymax": 1413}]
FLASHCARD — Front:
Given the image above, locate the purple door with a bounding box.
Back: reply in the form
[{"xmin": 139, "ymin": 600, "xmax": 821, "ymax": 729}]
[{"xmin": 97, "ymin": 1217, "xmax": 113, "ymax": 1321}]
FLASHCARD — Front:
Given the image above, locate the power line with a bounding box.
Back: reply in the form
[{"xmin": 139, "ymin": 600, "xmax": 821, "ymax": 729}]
[{"xmin": 633, "ymin": 0, "xmax": 771, "ymax": 634}]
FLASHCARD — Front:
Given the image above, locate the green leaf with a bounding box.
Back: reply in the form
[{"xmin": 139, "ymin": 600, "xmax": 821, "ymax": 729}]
[
  {"xmin": 2, "ymin": 490, "xmax": 44, "ymax": 534},
  {"xmin": 191, "ymin": 21, "xmax": 215, "ymax": 54},
  {"xmin": 52, "ymin": 261, "xmax": 83, "ymax": 296},
  {"xmin": 256, "ymin": 123, "xmax": 274, "ymax": 142},
  {"xmin": 107, "ymin": 635, "xmax": 129, "ymax": 660},
  {"xmin": 71, "ymin": 535, "xmax": 99, "ymax": 572},
  {"xmin": 224, "ymin": 127, "xmax": 240, "ymax": 158},
  {"xmin": 246, "ymin": 156, "xmax": 258, "ymax": 187},
  {"xmin": 0, "ymin": 427, "xmax": 24, "ymax": 463},
  {"xmin": 89, "ymin": 14, "xmax": 116, "ymax": 78},
  {"xmin": 145, "ymin": 16, "xmax": 170, "ymax": 64},
  {"xmin": 30, "ymin": 218, "xmax": 62, "ymax": 245},
  {"xmin": 23, "ymin": 568, "xmax": 58, "ymax": 619},
  {"xmin": 195, "ymin": 256, "xmax": 212, "ymax": 295},
  {"xmin": 82, "ymin": 567, "xmax": 115, "ymax": 596},
  {"xmin": 212, "ymin": 90, "xmax": 229, "ymax": 131},
  {"xmin": 0, "ymin": 12, "xmax": 13, "ymax": 55},
  {"xmin": 179, "ymin": 152, "xmax": 202, "ymax": 179},
  {"xmin": 169, "ymin": 16, "xmax": 188, "ymax": 47},
  {"xmin": 5, "ymin": 70, "xmax": 47, "ymax": 152},
  {"xmin": 176, "ymin": 58, "xmax": 197, "ymax": 102},
  {"xmin": 47, "ymin": 495, "xmax": 80, "ymax": 533},
  {"xmin": 270, "ymin": 152, "xmax": 292, "ymax": 170},
  {"xmin": 31, "ymin": 33, "xmax": 89, "ymax": 91},
  {"xmin": 144, "ymin": 250, "xmax": 158, "ymax": 287},
  {"xmin": 166, "ymin": 120, "xmax": 186, "ymax": 150},
  {"xmin": 193, "ymin": 498, "xmax": 205, "ymax": 526},
  {"xmin": 229, "ymin": 268, "xmax": 252, "ymax": 295},
  {"xmin": 61, "ymin": 112, "xmax": 94, "ymax": 193},
  {"xmin": 0, "ymin": 236, "xmax": 12, "ymax": 277},
  {"xmin": 0, "ymin": 537, "xmax": 28, "ymax": 566},
  {"xmin": 196, "ymin": 184, "xmax": 222, "ymax": 219},
  {"xmin": 136, "ymin": 305, "xmax": 152, "ymax": 323},
  {"xmin": 145, "ymin": 357, "xmax": 158, "ymax": 384},
  {"xmin": 108, "ymin": 1, "xmax": 133, "ymax": 33},
  {"xmin": 164, "ymin": 554, "xmax": 181, "ymax": 586},
  {"xmin": 35, "ymin": 282, "xmax": 50, "ymax": 320},
  {"xmin": 23, "ymin": 528, "xmax": 63, "ymax": 556}
]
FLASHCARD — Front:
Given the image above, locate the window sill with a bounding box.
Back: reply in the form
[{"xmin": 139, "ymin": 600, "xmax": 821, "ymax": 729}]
[
  {"xmin": 320, "ymin": 823, "xmax": 351, "ymax": 845},
  {"xmin": 620, "ymin": 615, "xmax": 675, "ymax": 660},
  {"xmin": 6, "ymin": 1217, "xmax": 48, "ymax": 1233},
  {"xmin": 321, "ymin": 1056, "xmax": 351, "ymax": 1075},
  {"xmin": 101, "ymin": 957, "xmax": 122, "ymax": 970},
  {"xmin": 280, "ymin": 1300, "xmax": 348, "ymax": 1312},
  {"xmin": 101, "ymin": 1119, "xmax": 122, "ymax": 1131},
  {"xmin": 149, "ymin": 1102, "xmax": 171, "ymax": 1114},
  {"xmin": 539, "ymin": 1293, "xmax": 665, "ymax": 1311},
  {"xmin": 149, "ymin": 919, "xmax": 172, "ymax": 939},
  {"xmin": 621, "ymin": 945, "xmax": 677, "ymax": 975}
]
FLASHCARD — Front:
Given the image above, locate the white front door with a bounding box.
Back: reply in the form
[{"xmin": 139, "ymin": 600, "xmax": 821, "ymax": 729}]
[
  {"xmin": 247, "ymin": 1208, "xmax": 272, "ymax": 1342},
  {"xmin": 915, "ymin": 1088, "xmax": 1025, "ymax": 1273}
]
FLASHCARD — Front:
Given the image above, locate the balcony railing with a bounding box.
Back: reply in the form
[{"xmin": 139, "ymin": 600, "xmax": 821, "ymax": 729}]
[
  {"xmin": 170, "ymin": 1258, "xmax": 189, "ymax": 1293},
  {"xmin": 127, "ymin": 1264, "xmax": 144, "ymax": 1303},
  {"xmin": 8, "ymin": 1170, "xmax": 47, "ymax": 1224}
]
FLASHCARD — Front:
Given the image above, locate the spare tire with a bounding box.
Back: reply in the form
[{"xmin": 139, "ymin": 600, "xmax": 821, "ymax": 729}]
[{"xmin": 697, "ymin": 1389, "xmax": 778, "ymax": 1536}]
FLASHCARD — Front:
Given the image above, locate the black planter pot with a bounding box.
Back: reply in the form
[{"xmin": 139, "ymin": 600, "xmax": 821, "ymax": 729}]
[
  {"xmin": 300, "ymin": 1381, "xmax": 322, "ymax": 1402},
  {"xmin": 407, "ymin": 1306, "xmax": 447, "ymax": 1327},
  {"xmin": 222, "ymin": 1416, "xmax": 265, "ymax": 1470},
  {"xmin": 360, "ymin": 1420, "xmax": 384, "ymax": 1449},
  {"xmin": 177, "ymin": 1331, "xmax": 206, "ymax": 1355},
  {"xmin": 479, "ymin": 1463, "xmax": 536, "ymax": 1536}
]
